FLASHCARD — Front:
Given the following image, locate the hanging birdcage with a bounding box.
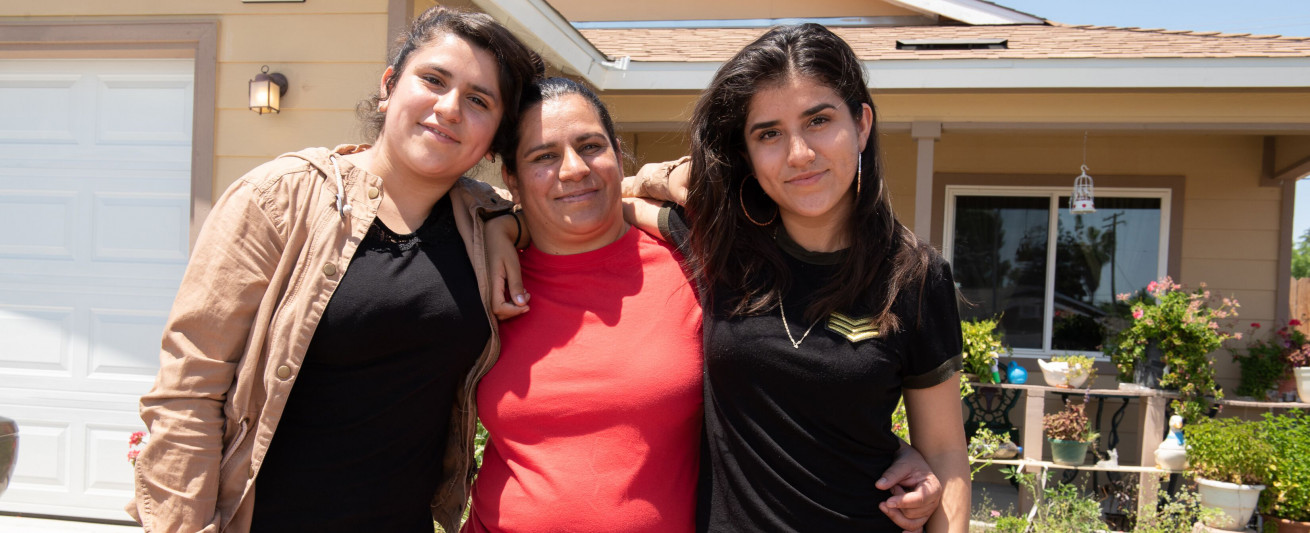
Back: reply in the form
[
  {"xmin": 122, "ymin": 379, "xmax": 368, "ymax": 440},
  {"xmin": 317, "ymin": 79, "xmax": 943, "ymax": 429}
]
[{"xmin": 1071, "ymin": 165, "xmax": 1096, "ymax": 214}]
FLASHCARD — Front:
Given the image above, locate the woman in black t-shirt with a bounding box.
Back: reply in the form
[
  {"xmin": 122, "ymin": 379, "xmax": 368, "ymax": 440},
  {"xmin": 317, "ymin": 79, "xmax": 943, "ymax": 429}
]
[{"xmin": 672, "ymin": 24, "xmax": 970, "ymax": 532}]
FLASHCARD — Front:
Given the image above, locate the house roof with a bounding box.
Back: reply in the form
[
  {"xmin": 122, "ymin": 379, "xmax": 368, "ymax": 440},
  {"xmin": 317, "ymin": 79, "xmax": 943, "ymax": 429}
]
[
  {"xmin": 473, "ymin": 0, "xmax": 1310, "ymax": 90},
  {"xmin": 580, "ymin": 24, "xmax": 1310, "ymax": 63}
]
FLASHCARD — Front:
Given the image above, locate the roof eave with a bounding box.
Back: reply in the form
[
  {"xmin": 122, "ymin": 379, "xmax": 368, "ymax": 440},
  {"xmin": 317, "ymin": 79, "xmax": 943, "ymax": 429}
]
[
  {"xmin": 473, "ymin": 0, "xmax": 615, "ymax": 80},
  {"xmin": 882, "ymin": 0, "xmax": 1045, "ymax": 25},
  {"xmin": 595, "ymin": 57, "xmax": 1310, "ymax": 91}
]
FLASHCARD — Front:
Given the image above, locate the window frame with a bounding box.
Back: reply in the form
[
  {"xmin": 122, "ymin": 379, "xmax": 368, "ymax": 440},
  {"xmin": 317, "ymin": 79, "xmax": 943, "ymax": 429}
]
[{"xmin": 941, "ymin": 183, "xmax": 1173, "ymax": 358}]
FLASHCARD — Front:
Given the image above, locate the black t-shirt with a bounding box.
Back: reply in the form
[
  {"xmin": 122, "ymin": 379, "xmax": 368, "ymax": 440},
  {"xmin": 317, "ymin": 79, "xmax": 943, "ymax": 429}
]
[
  {"xmin": 663, "ymin": 210, "xmax": 963, "ymax": 532},
  {"xmin": 252, "ymin": 194, "xmax": 490, "ymax": 532}
]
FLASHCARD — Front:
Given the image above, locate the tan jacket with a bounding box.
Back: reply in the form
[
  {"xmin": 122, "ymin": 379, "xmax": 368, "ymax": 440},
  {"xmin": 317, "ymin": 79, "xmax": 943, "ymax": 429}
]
[{"xmin": 128, "ymin": 145, "xmax": 511, "ymax": 532}]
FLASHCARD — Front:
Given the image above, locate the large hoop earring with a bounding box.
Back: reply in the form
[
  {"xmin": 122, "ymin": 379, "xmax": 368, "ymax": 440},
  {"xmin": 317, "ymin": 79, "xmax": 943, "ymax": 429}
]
[{"xmin": 739, "ymin": 176, "xmax": 778, "ymax": 227}]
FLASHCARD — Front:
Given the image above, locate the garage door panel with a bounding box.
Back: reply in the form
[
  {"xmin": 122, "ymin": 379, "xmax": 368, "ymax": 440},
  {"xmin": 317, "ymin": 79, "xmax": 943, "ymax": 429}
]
[
  {"xmin": 0, "ymin": 58, "xmax": 192, "ymax": 520},
  {"xmin": 0, "ymin": 74, "xmax": 81, "ymax": 143},
  {"xmin": 0, "ymin": 190, "xmax": 77, "ymax": 259},
  {"xmin": 0, "ymin": 404, "xmax": 146, "ymax": 519},
  {"xmin": 91, "ymin": 192, "xmax": 189, "ymax": 263},
  {"xmin": 96, "ymin": 75, "xmax": 193, "ymax": 145},
  {"xmin": 88, "ymin": 308, "xmax": 169, "ymax": 380},
  {"xmin": 0, "ymin": 304, "xmax": 74, "ymax": 374},
  {"xmin": 84, "ymin": 423, "xmax": 138, "ymax": 494},
  {"xmin": 7, "ymin": 419, "xmax": 71, "ymax": 490}
]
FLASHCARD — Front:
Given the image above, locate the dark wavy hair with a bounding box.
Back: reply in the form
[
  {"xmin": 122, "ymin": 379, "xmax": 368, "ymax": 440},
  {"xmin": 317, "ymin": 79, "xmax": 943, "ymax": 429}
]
[
  {"xmin": 685, "ymin": 23, "xmax": 934, "ymax": 330},
  {"xmin": 497, "ymin": 77, "xmax": 619, "ymax": 174},
  {"xmin": 359, "ymin": 6, "xmax": 544, "ymax": 158}
]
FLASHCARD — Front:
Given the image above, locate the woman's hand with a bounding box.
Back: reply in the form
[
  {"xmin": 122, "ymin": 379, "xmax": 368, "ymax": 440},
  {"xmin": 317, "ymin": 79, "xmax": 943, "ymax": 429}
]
[
  {"xmin": 878, "ymin": 440, "xmax": 944, "ymax": 532},
  {"xmin": 622, "ymin": 156, "xmax": 690, "ymax": 206},
  {"xmin": 905, "ymin": 373, "xmax": 971, "ymax": 533},
  {"xmin": 486, "ymin": 212, "xmax": 529, "ymax": 320}
]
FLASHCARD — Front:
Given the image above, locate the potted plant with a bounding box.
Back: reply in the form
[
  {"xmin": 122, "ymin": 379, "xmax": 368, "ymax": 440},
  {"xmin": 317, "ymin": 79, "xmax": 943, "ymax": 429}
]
[
  {"xmin": 1185, "ymin": 416, "xmax": 1273, "ymax": 531},
  {"xmin": 1289, "ymin": 327, "xmax": 1310, "ymax": 404},
  {"xmin": 1038, "ymin": 354, "xmax": 1097, "ymax": 388},
  {"xmin": 962, "ymin": 316, "xmax": 1009, "ymax": 384},
  {"xmin": 1043, "ymin": 400, "xmax": 1098, "ymax": 466},
  {"xmin": 1234, "ymin": 320, "xmax": 1308, "ymax": 401},
  {"xmin": 1259, "ymin": 410, "xmax": 1310, "ymax": 532},
  {"xmin": 1105, "ymin": 277, "xmax": 1240, "ymax": 423}
]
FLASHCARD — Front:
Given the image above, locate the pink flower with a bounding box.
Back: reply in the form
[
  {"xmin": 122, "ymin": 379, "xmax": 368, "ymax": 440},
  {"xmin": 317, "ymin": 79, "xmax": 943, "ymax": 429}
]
[
  {"xmin": 1147, "ymin": 281, "xmax": 1158, "ymax": 293},
  {"xmin": 1291, "ymin": 319, "xmax": 1302, "ymax": 327},
  {"xmin": 127, "ymin": 449, "xmax": 140, "ymax": 463},
  {"xmin": 991, "ymin": 510, "xmax": 1001, "ymax": 518},
  {"xmin": 1133, "ymin": 308, "xmax": 1144, "ymax": 320}
]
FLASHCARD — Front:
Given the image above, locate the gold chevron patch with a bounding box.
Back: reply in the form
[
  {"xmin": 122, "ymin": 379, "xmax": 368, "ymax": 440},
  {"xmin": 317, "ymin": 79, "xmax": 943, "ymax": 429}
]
[{"xmin": 826, "ymin": 312, "xmax": 879, "ymax": 343}]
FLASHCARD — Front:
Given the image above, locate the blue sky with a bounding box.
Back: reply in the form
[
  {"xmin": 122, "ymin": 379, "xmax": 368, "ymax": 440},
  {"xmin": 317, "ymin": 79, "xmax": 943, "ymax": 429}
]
[
  {"xmin": 993, "ymin": 0, "xmax": 1310, "ymax": 243},
  {"xmin": 993, "ymin": 0, "xmax": 1310, "ymax": 37}
]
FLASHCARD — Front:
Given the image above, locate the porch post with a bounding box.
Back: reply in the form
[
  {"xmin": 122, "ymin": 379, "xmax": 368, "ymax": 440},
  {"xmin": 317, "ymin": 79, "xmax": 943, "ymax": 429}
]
[{"xmin": 912, "ymin": 121, "xmax": 941, "ymax": 241}]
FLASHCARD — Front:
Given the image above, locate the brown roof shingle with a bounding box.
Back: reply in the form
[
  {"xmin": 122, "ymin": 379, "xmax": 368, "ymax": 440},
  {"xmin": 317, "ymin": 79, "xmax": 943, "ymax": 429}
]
[{"xmin": 579, "ymin": 24, "xmax": 1310, "ymax": 62}]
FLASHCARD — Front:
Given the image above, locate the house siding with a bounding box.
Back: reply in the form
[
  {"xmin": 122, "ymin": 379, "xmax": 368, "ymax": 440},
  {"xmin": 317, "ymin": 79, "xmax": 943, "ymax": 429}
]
[{"xmin": 2, "ymin": 0, "xmax": 391, "ymax": 199}]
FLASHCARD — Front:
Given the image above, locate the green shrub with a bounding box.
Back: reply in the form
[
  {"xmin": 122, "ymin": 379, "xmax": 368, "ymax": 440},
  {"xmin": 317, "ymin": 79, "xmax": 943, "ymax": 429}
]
[
  {"xmin": 1184, "ymin": 417, "xmax": 1273, "ymax": 485},
  {"xmin": 1133, "ymin": 482, "xmax": 1219, "ymax": 533},
  {"xmin": 962, "ymin": 316, "xmax": 1009, "ymax": 383},
  {"xmin": 993, "ymin": 515, "xmax": 1027, "ymax": 533},
  {"xmin": 1031, "ymin": 482, "xmax": 1103, "ymax": 533},
  {"xmin": 1261, "ymin": 410, "xmax": 1310, "ymax": 522}
]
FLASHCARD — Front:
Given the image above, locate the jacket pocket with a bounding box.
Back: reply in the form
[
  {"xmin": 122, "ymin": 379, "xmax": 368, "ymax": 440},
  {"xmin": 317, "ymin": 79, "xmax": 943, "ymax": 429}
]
[{"xmin": 218, "ymin": 416, "xmax": 250, "ymax": 470}]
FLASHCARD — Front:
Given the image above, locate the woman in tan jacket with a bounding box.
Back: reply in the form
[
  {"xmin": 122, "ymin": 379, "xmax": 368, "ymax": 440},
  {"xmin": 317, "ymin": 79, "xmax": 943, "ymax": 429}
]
[{"xmin": 128, "ymin": 8, "xmax": 540, "ymax": 532}]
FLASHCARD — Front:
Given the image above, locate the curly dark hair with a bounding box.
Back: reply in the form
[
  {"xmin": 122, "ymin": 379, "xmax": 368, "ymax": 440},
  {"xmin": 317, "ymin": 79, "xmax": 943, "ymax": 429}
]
[
  {"xmin": 358, "ymin": 6, "xmax": 544, "ymax": 158},
  {"xmin": 685, "ymin": 23, "xmax": 935, "ymax": 330}
]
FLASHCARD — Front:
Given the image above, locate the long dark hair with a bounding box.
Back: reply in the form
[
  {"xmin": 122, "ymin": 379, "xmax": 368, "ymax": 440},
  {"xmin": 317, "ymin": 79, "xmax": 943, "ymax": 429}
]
[
  {"xmin": 359, "ymin": 6, "xmax": 544, "ymax": 157},
  {"xmin": 685, "ymin": 23, "xmax": 933, "ymax": 331}
]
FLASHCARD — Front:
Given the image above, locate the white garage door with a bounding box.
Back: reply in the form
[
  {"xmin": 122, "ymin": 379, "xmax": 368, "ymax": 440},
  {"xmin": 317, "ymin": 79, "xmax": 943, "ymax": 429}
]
[{"xmin": 0, "ymin": 58, "xmax": 193, "ymax": 521}]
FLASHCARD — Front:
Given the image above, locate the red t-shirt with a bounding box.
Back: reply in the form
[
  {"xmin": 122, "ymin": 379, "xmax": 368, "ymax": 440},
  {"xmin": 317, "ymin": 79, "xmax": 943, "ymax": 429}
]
[{"xmin": 465, "ymin": 227, "xmax": 703, "ymax": 533}]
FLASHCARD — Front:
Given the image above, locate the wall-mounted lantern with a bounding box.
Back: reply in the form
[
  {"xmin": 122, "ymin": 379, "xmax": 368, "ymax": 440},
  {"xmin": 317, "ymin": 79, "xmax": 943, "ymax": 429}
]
[{"xmin": 249, "ymin": 65, "xmax": 288, "ymax": 115}]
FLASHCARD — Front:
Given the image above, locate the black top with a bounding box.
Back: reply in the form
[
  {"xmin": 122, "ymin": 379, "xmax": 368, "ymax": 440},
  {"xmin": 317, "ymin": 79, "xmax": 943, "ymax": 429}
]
[
  {"xmin": 662, "ymin": 210, "xmax": 963, "ymax": 532},
  {"xmin": 252, "ymin": 195, "xmax": 490, "ymax": 532}
]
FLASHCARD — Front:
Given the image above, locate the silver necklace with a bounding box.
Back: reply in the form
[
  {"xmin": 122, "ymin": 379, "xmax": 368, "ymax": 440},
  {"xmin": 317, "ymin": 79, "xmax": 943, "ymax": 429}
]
[{"xmin": 779, "ymin": 300, "xmax": 823, "ymax": 349}]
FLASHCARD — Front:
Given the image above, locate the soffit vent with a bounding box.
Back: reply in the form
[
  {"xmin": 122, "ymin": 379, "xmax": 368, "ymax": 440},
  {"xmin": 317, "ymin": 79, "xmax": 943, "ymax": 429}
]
[{"xmin": 896, "ymin": 38, "xmax": 1008, "ymax": 50}]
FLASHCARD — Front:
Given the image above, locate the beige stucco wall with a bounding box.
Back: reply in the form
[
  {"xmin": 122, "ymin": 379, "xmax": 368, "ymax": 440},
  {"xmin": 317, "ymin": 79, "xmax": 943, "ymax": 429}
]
[
  {"xmin": 1, "ymin": 0, "xmax": 392, "ymax": 200},
  {"xmin": 549, "ymin": 0, "xmax": 922, "ymax": 22}
]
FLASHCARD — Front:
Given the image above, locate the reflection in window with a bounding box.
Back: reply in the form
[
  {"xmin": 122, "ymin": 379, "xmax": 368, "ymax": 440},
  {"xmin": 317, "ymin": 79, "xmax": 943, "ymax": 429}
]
[
  {"xmin": 1053, "ymin": 197, "xmax": 1161, "ymax": 351},
  {"xmin": 950, "ymin": 193, "xmax": 1164, "ymax": 354},
  {"xmin": 953, "ymin": 196, "xmax": 1049, "ymax": 349}
]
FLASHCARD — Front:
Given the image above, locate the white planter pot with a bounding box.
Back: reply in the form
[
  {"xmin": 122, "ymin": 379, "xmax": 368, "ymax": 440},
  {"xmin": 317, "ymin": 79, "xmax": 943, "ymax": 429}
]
[
  {"xmin": 1195, "ymin": 477, "xmax": 1265, "ymax": 531},
  {"xmin": 1037, "ymin": 360, "xmax": 1088, "ymax": 388},
  {"xmin": 1295, "ymin": 367, "xmax": 1310, "ymax": 404}
]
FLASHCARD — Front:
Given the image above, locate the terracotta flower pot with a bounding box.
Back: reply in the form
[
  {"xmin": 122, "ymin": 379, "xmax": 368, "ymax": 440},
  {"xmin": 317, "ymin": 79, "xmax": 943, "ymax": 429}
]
[{"xmin": 1263, "ymin": 515, "xmax": 1310, "ymax": 533}]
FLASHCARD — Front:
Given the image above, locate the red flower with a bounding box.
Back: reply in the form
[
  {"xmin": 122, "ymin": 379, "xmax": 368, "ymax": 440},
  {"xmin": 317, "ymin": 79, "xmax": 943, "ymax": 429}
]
[
  {"xmin": 1251, "ymin": 323, "xmax": 1261, "ymax": 329},
  {"xmin": 1290, "ymin": 319, "xmax": 1302, "ymax": 327}
]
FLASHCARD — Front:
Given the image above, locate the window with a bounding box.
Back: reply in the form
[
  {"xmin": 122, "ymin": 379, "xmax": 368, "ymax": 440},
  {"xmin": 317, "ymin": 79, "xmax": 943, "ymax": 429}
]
[{"xmin": 944, "ymin": 187, "xmax": 1169, "ymax": 356}]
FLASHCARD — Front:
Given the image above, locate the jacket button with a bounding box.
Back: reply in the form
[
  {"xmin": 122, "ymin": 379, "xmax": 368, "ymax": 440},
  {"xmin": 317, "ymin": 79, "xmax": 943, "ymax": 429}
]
[
  {"xmin": 367, "ymin": 186, "xmax": 380, "ymax": 199},
  {"xmin": 323, "ymin": 263, "xmax": 338, "ymax": 276},
  {"xmin": 276, "ymin": 365, "xmax": 292, "ymax": 379}
]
